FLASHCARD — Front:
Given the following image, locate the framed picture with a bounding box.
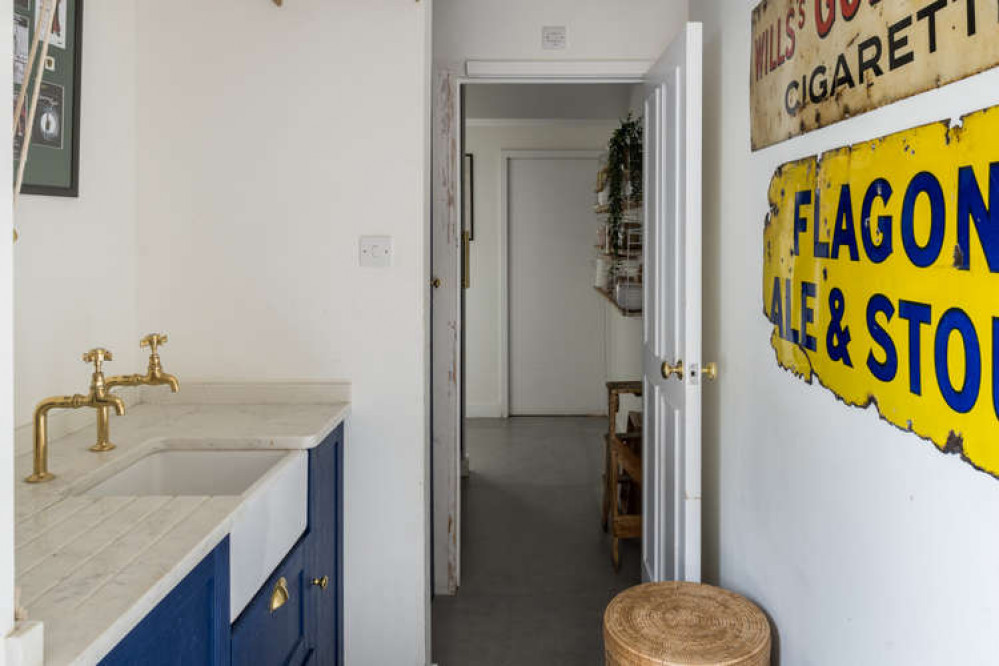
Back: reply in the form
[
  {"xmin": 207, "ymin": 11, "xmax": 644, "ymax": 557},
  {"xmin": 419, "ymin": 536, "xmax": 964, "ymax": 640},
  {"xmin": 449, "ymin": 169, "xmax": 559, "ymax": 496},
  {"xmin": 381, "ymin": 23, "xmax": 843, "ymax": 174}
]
[
  {"xmin": 14, "ymin": 0, "xmax": 83, "ymax": 197},
  {"xmin": 462, "ymin": 153, "xmax": 474, "ymax": 240}
]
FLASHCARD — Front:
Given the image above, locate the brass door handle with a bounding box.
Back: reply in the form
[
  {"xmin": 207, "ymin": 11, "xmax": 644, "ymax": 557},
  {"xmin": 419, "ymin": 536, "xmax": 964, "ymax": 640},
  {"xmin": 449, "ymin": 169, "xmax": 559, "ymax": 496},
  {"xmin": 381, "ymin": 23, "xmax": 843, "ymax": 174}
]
[
  {"xmin": 701, "ymin": 362, "xmax": 719, "ymax": 381},
  {"xmin": 661, "ymin": 360, "xmax": 684, "ymax": 380},
  {"xmin": 462, "ymin": 231, "xmax": 471, "ymax": 289},
  {"xmin": 311, "ymin": 576, "xmax": 329, "ymax": 590},
  {"xmin": 431, "ymin": 277, "xmax": 442, "ymax": 288},
  {"xmin": 269, "ymin": 577, "xmax": 289, "ymax": 613}
]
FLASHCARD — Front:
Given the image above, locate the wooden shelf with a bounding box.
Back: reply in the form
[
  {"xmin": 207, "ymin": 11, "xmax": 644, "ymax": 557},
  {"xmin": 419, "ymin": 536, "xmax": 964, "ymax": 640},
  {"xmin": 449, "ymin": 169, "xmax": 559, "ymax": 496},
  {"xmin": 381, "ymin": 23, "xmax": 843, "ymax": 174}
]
[
  {"xmin": 595, "ymin": 247, "xmax": 643, "ymax": 259},
  {"xmin": 594, "ymin": 201, "xmax": 643, "ymax": 215},
  {"xmin": 594, "ymin": 286, "xmax": 642, "ymax": 318}
]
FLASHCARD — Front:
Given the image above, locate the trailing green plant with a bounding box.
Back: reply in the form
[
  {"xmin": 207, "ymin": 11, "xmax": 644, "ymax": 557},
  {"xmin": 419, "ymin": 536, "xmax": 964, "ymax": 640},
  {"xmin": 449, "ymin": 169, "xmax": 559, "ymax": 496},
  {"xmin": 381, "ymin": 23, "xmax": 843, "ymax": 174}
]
[
  {"xmin": 606, "ymin": 113, "xmax": 643, "ymax": 253},
  {"xmin": 607, "ymin": 112, "xmax": 643, "ymax": 253}
]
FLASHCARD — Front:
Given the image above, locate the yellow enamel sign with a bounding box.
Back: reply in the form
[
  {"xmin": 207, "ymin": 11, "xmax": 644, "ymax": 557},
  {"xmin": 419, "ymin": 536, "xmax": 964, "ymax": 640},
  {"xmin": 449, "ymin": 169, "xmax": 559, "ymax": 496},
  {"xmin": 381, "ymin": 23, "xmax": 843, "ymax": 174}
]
[{"xmin": 763, "ymin": 104, "xmax": 999, "ymax": 476}]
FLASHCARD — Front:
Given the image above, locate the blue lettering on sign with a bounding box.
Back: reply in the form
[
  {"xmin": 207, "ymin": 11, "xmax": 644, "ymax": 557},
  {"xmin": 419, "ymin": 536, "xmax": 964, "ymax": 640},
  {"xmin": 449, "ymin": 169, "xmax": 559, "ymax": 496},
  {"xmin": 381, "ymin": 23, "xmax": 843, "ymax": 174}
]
[
  {"xmin": 831, "ymin": 184, "xmax": 860, "ymax": 261},
  {"xmin": 800, "ymin": 281, "xmax": 818, "ymax": 351},
  {"xmin": 861, "ymin": 178, "xmax": 893, "ymax": 264},
  {"xmin": 770, "ymin": 276, "xmax": 785, "ymax": 339},
  {"xmin": 898, "ymin": 300, "xmax": 932, "ymax": 396},
  {"xmin": 956, "ymin": 163, "xmax": 998, "ymax": 272},
  {"xmin": 901, "ymin": 171, "xmax": 946, "ymax": 268},
  {"xmin": 994, "ymin": 318, "xmax": 999, "ymax": 420},
  {"xmin": 813, "ymin": 189, "xmax": 831, "ymax": 258},
  {"xmin": 934, "ymin": 307, "xmax": 982, "ymax": 414},
  {"xmin": 866, "ymin": 294, "xmax": 898, "ymax": 383},
  {"xmin": 793, "ymin": 190, "xmax": 811, "ymax": 256}
]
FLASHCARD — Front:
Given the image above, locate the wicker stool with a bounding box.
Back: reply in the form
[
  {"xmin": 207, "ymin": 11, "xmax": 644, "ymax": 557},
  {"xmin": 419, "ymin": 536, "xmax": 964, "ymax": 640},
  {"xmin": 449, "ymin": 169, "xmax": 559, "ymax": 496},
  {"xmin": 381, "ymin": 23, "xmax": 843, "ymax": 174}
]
[{"xmin": 604, "ymin": 582, "xmax": 771, "ymax": 666}]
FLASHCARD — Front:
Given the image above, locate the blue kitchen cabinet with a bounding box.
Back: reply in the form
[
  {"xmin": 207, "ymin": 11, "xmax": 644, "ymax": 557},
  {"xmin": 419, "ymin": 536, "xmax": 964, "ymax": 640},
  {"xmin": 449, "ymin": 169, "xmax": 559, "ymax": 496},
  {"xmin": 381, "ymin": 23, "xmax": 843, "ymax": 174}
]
[
  {"xmin": 232, "ymin": 424, "xmax": 344, "ymax": 666},
  {"xmin": 102, "ymin": 424, "xmax": 344, "ymax": 666},
  {"xmin": 308, "ymin": 424, "xmax": 344, "ymax": 665},
  {"xmin": 231, "ymin": 539, "xmax": 313, "ymax": 665},
  {"xmin": 100, "ymin": 538, "xmax": 230, "ymax": 666}
]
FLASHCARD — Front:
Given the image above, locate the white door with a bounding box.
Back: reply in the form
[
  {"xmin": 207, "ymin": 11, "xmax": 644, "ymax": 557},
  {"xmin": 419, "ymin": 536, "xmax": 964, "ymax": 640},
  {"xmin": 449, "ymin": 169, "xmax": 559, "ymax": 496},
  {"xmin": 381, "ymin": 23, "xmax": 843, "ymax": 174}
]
[
  {"xmin": 507, "ymin": 152, "xmax": 606, "ymax": 415},
  {"xmin": 642, "ymin": 23, "xmax": 703, "ymax": 583},
  {"xmin": 432, "ymin": 70, "xmax": 462, "ymax": 595}
]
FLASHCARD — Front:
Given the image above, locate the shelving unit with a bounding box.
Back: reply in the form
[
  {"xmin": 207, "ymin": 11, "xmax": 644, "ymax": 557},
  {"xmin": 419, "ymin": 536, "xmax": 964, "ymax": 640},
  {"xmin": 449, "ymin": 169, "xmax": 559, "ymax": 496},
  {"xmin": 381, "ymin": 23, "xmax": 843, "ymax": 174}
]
[{"xmin": 592, "ymin": 120, "xmax": 643, "ymax": 319}]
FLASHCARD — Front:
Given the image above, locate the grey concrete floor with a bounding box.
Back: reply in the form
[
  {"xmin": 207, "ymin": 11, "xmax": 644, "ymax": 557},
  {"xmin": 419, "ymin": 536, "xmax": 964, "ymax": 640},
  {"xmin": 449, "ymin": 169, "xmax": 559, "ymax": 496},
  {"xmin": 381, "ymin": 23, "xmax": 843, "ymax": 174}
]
[{"xmin": 432, "ymin": 417, "xmax": 641, "ymax": 666}]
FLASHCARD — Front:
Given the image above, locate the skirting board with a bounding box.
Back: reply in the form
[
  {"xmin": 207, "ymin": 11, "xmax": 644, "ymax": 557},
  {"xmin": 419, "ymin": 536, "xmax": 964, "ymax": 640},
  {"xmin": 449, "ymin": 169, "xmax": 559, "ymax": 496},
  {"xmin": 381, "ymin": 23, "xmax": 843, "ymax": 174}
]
[{"xmin": 466, "ymin": 403, "xmax": 504, "ymax": 418}]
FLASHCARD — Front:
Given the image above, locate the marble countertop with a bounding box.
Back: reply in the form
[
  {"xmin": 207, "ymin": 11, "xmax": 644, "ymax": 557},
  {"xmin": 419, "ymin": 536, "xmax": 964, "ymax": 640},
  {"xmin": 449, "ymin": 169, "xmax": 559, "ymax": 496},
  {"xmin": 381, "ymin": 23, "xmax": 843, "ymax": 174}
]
[{"xmin": 13, "ymin": 382, "xmax": 350, "ymax": 666}]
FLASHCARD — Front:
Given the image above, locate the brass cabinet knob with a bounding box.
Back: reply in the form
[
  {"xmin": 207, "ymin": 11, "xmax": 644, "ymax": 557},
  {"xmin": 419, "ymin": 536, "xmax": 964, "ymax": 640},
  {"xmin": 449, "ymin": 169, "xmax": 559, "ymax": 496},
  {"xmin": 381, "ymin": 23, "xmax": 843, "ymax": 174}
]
[
  {"xmin": 661, "ymin": 360, "xmax": 684, "ymax": 380},
  {"xmin": 311, "ymin": 576, "xmax": 329, "ymax": 590},
  {"xmin": 431, "ymin": 277, "xmax": 442, "ymax": 288},
  {"xmin": 269, "ymin": 577, "xmax": 289, "ymax": 613},
  {"xmin": 701, "ymin": 362, "xmax": 719, "ymax": 381}
]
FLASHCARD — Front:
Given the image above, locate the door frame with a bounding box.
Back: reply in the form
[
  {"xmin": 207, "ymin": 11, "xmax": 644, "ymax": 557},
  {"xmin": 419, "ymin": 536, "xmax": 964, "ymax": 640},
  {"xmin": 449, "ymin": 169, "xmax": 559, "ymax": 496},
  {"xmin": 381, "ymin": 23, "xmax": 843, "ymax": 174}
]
[
  {"xmin": 432, "ymin": 66, "xmax": 651, "ymax": 597},
  {"xmin": 499, "ymin": 149, "xmax": 605, "ymax": 418}
]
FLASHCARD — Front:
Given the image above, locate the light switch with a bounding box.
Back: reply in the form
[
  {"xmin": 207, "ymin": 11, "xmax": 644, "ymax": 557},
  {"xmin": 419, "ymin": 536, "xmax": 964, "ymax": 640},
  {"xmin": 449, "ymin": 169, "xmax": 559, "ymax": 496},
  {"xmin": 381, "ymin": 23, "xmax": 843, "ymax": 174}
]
[{"xmin": 359, "ymin": 235, "xmax": 392, "ymax": 268}]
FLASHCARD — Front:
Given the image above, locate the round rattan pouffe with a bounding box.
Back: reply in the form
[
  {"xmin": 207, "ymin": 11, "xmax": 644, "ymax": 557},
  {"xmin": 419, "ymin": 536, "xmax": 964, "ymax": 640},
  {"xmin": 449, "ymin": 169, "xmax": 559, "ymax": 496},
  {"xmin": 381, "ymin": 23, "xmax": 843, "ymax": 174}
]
[{"xmin": 604, "ymin": 582, "xmax": 771, "ymax": 666}]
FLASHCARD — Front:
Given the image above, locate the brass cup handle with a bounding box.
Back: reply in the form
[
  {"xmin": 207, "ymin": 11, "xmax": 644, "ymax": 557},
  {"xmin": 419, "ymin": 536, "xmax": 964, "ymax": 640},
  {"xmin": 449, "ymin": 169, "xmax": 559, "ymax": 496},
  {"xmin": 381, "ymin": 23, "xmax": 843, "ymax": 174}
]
[
  {"xmin": 311, "ymin": 575, "xmax": 329, "ymax": 590},
  {"xmin": 269, "ymin": 577, "xmax": 290, "ymax": 613},
  {"xmin": 661, "ymin": 360, "xmax": 684, "ymax": 380}
]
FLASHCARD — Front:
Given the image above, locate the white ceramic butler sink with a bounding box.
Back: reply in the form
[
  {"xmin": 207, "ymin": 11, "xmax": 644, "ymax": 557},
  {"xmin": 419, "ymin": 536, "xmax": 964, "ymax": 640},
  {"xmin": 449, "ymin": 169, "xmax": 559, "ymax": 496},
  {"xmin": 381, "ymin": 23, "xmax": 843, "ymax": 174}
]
[
  {"xmin": 82, "ymin": 446, "xmax": 308, "ymax": 621},
  {"xmin": 85, "ymin": 450, "xmax": 289, "ymax": 496}
]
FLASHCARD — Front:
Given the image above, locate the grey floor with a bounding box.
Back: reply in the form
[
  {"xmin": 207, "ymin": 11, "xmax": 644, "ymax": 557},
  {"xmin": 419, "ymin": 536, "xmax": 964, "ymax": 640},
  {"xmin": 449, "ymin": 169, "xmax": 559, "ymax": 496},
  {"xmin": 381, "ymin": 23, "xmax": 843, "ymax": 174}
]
[{"xmin": 432, "ymin": 417, "xmax": 641, "ymax": 666}]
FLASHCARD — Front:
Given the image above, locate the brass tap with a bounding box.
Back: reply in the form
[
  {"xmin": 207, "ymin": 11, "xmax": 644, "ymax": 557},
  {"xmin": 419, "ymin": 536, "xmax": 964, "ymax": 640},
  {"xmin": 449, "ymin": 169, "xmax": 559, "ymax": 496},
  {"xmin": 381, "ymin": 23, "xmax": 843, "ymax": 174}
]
[
  {"xmin": 92, "ymin": 334, "xmax": 179, "ymax": 452},
  {"xmin": 27, "ymin": 349, "xmax": 127, "ymax": 483}
]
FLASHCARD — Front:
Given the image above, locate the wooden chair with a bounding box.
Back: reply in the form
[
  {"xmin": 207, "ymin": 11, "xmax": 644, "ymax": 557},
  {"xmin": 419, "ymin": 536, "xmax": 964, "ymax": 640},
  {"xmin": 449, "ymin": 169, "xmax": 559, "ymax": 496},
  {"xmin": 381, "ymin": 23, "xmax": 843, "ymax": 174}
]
[{"xmin": 602, "ymin": 381, "xmax": 642, "ymax": 570}]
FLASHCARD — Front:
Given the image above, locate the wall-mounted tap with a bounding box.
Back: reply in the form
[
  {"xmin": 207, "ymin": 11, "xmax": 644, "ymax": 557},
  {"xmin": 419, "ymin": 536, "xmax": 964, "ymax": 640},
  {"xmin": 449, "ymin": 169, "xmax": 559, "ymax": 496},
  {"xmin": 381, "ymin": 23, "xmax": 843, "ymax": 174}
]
[
  {"xmin": 27, "ymin": 349, "xmax": 127, "ymax": 483},
  {"xmin": 93, "ymin": 333, "xmax": 179, "ymax": 452}
]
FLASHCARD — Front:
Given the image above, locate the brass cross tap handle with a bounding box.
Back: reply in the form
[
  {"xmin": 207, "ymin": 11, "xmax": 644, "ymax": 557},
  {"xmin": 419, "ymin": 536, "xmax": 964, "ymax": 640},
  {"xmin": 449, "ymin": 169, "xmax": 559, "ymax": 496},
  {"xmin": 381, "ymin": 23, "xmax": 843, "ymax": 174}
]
[
  {"xmin": 82, "ymin": 348, "xmax": 113, "ymax": 373},
  {"xmin": 661, "ymin": 359, "xmax": 684, "ymax": 380},
  {"xmin": 140, "ymin": 333, "xmax": 168, "ymax": 354}
]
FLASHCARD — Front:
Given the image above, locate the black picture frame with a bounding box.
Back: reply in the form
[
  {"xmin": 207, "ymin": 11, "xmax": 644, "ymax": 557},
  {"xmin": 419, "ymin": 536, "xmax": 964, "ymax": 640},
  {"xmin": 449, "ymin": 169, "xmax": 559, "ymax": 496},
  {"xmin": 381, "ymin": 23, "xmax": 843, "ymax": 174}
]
[
  {"xmin": 462, "ymin": 153, "xmax": 474, "ymax": 241},
  {"xmin": 17, "ymin": 0, "xmax": 84, "ymax": 198}
]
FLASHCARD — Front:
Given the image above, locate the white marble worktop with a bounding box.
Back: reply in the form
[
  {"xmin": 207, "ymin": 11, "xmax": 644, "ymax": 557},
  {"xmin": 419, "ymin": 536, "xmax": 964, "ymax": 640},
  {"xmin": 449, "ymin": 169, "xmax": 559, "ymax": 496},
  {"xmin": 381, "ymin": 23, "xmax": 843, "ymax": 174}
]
[{"xmin": 13, "ymin": 382, "xmax": 350, "ymax": 666}]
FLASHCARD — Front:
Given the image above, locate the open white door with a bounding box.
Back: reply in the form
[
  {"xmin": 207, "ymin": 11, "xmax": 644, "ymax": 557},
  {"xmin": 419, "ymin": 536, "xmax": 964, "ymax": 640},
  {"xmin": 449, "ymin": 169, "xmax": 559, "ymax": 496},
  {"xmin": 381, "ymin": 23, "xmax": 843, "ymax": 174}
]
[
  {"xmin": 642, "ymin": 23, "xmax": 703, "ymax": 583},
  {"xmin": 431, "ymin": 70, "xmax": 462, "ymax": 595}
]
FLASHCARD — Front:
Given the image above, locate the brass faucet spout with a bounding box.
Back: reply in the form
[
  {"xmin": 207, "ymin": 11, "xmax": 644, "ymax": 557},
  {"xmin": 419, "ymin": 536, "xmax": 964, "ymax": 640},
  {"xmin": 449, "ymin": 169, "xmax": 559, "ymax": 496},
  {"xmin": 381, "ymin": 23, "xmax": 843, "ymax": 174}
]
[
  {"xmin": 28, "ymin": 389, "xmax": 127, "ymax": 483},
  {"xmin": 92, "ymin": 335, "xmax": 179, "ymax": 453},
  {"xmin": 100, "ymin": 393, "xmax": 127, "ymax": 416}
]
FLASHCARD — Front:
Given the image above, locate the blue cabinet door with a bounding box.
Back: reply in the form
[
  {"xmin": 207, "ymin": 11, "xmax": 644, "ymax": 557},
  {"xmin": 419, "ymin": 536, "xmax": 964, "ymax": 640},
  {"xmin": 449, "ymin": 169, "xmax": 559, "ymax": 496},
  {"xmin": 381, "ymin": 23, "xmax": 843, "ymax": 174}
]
[
  {"xmin": 231, "ymin": 539, "xmax": 313, "ymax": 666},
  {"xmin": 100, "ymin": 538, "xmax": 230, "ymax": 666},
  {"xmin": 306, "ymin": 425, "xmax": 344, "ymax": 666}
]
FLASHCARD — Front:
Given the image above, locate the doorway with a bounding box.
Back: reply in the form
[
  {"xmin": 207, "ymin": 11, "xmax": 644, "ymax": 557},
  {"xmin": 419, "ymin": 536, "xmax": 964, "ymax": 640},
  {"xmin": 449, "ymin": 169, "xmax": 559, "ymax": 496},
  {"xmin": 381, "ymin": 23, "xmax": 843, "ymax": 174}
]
[
  {"xmin": 430, "ymin": 21, "xmax": 704, "ymax": 665},
  {"xmin": 433, "ymin": 81, "xmax": 646, "ymax": 662}
]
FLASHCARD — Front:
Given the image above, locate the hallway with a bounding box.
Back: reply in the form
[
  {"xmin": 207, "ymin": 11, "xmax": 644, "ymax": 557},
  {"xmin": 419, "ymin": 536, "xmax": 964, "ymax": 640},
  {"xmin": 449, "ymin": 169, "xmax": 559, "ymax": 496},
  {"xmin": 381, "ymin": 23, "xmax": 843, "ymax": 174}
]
[{"xmin": 432, "ymin": 417, "xmax": 641, "ymax": 666}]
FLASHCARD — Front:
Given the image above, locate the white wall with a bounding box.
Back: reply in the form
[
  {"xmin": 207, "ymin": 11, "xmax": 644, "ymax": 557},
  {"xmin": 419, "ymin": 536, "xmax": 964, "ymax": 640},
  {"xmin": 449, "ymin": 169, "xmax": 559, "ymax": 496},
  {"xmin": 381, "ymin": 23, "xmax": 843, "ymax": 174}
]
[
  {"xmin": 465, "ymin": 121, "xmax": 626, "ymax": 417},
  {"xmin": 134, "ymin": 2, "xmax": 431, "ymax": 664},
  {"xmin": 14, "ymin": 2, "xmax": 139, "ymax": 429},
  {"xmin": 694, "ymin": 2, "xmax": 999, "ymax": 663},
  {"xmin": 435, "ymin": 0, "xmax": 688, "ymax": 65}
]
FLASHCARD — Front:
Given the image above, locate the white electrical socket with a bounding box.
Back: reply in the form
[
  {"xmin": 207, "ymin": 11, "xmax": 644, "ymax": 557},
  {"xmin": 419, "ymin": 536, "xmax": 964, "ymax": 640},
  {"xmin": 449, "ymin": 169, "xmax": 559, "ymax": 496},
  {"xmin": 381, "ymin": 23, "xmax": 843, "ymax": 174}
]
[{"xmin": 359, "ymin": 235, "xmax": 392, "ymax": 268}]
